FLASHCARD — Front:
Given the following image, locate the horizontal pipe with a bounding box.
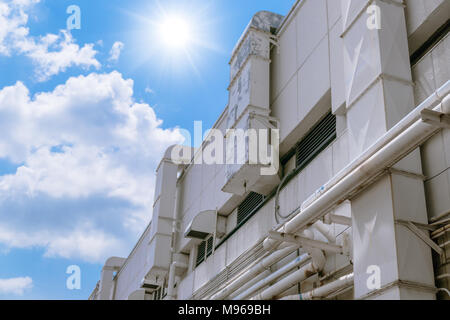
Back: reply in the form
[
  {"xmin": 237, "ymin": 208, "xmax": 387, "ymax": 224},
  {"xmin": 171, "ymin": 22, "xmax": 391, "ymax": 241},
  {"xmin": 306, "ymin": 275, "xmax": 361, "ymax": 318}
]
[
  {"xmin": 268, "ymin": 231, "xmax": 343, "ymax": 254},
  {"xmin": 436, "ymin": 274, "xmax": 450, "ymax": 281},
  {"xmin": 210, "ymin": 228, "xmax": 315, "ymax": 300},
  {"xmin": 234, "ymin": 254, "xmax": 310, "ymax": 300},
  {"xmin": 228, "ymin": 269, "xmax": 272, "ymax": 300},
  {"xmin": 209, "ymin": 246, "xmax": 298, "ymax": 300},
  {"xmin": 251, "ymin": 248, "xmax": 325, "ymax": 300},
  {"xmin": 280, "ymin": 273, "xmax": 354, "ymax": 300},
  {"xmin": 325, "ymin": 214, "xmax": 352, "ymax": 227}
]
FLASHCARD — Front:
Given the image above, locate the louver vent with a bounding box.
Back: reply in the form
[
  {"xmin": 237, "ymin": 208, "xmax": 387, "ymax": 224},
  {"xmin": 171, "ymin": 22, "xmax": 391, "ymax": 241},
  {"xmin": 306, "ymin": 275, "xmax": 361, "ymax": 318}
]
[
  {"xmin": 237, "ymin": 192, "xmax": 265, "ymax": 225},
  {"xmin": 206, "ymin": 236, "xmax": 214, "ymax": 258},
  {"xmin": 196, "ymin": 241, "xmax": 206, "ymax": 267},
  {"xmin": 296, "ymin": 112, "xmax": 336, "ymax": 170},
  {"xmin": 196, "ymin": 236, "xmax": 215, "ymax": 267}
]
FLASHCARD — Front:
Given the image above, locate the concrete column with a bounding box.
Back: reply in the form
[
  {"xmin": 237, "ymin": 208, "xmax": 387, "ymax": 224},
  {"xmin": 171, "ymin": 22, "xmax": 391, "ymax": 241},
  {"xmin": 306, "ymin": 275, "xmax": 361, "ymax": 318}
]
[
  {"xmin": 99, "ymin": 268, "xmax": 115, "ymax": 300},
  {"xmin": 147, "ymin": 157, "xmax": 178, "ymax": 278},
  {"xmin": 99, "ymin": 257, "xmax": 126, "ymax": 300},
  {"xmin": 340, "ymin": 0, "xmax": 435, "ymax": 299}
]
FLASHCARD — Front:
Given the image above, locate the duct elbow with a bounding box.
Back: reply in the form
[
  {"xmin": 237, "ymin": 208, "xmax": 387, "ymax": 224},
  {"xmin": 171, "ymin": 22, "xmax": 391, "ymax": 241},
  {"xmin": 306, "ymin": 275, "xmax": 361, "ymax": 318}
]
[
  {"xmin": 103, "ymin": 257, "xmax": 126, "ymax": 271},
  {"xmin": 309, "ymin": 248, "xmax": 326, "ymax": 272},
  {"xmin": 313, "ymin": 220, "xmax": 335, "ymax": 243}
]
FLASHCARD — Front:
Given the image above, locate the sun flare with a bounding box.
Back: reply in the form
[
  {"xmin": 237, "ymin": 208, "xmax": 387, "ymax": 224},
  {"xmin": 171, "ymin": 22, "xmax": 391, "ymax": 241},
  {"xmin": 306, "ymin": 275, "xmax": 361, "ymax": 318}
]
[{"xmin": 159, "ymin": 15, "xmax": 192, "ymax": 49}]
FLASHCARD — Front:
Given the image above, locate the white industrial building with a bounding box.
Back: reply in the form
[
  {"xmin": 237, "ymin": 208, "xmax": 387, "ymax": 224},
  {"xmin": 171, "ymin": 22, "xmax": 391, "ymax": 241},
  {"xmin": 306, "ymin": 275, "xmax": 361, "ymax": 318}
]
[{"xmin": 90, "ymin": 0, "xmax": 450, "ymax": 300}]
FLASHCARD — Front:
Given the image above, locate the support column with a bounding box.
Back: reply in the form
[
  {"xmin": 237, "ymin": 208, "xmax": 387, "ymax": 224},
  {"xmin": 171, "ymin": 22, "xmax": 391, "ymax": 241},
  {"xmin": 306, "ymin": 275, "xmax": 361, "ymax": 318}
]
[
  {"xmin": 340, "ymin": 0, "xmax": 436, "ymax": 299},
  {"xmin": 99, "ymin": 257, "xmax": 126, "ymax": 300}
]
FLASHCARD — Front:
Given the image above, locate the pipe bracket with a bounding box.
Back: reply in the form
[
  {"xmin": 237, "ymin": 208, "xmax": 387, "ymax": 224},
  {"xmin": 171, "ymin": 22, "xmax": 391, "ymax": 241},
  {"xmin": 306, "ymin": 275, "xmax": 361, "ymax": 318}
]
[
  {"xmin": 421, "ymin": 109, "xmax": 450, "ymax": 129},
  {"xmin": 397, "ymin": 220, "xmax": 444, "ymax": 257},
  {"xmin": 268, "ymin": 231, "xmax": 343, "ymax": 254}
]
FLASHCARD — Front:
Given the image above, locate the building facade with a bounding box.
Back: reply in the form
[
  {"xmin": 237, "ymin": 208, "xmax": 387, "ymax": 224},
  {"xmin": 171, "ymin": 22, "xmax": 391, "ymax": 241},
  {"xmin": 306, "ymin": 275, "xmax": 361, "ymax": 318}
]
[{"xmin": 90, "ymin": 0, "xmax": 450, "ymax": 300}]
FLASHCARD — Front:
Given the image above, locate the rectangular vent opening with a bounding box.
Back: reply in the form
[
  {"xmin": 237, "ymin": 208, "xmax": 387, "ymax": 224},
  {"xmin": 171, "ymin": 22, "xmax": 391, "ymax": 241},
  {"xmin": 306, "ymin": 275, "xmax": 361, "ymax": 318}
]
[
  {"xmin": 237, "ymin": 192, "xmax": 265, "ymax": 225},
  {"xmin": 196, "ymin": 235, "xmax": 215, "ymax": 268},
  {"xmin": 296, "ymin": 112, "xmax": 336, "ymax": 170}
]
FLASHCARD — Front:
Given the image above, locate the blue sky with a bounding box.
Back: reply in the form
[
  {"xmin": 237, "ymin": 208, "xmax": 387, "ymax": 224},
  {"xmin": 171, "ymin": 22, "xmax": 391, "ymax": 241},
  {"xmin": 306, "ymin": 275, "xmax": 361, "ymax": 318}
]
[{"xmin": 0, "ymin": 0, "xmax": 294, "ymax": 299}]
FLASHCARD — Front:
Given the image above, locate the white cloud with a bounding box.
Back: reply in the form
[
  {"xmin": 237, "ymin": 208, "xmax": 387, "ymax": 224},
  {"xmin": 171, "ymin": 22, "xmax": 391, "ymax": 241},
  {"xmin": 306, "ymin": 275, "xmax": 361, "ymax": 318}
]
[
  {"xmin": 0, "ymin": 71, "xmax": 184, "ymax": 263},
  {"xmin": 0, "ymin": 277, "xmax": 33, "ymax": 296},
  {"xmin": 0, "ymin": 0, "xmax": 100, "ymax": 80},
  {"xmin": 108, "ymin": 41, "xmax": 124, "ymax": 62}
]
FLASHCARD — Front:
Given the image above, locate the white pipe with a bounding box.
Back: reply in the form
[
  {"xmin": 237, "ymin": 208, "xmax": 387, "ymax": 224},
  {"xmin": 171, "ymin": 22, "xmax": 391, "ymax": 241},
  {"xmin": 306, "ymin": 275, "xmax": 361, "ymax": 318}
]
[
  {"xmin": 234, "ymin": 254, "xmax": 310, "ymax": 300},
  {"xmin": 436, "ymin": 274, "xmax": 450, "ymax": 280},
  {"xmin": 238, "ymin": 224, "xmax": 333, "ymax": 300},
  {"xmin": 264, "ymin": 85, "xmax": 450, "ymax": 251},
  {"xmin": 209, "ymin": 246, "xmax": 299, "ymax": 300},
  {"xmin": 228, "ymin": 269, "xmax": 272, "ymax": 300},
  {"xmin": 166, "ymin": 261, "xmax": 187, "ymax": 300},
  {"xmin": 280, "ymin": 273, "xmax": 354, "ymax": 300},
  {"xmin": 167, "ymin": 181, "xmax": 182, "ymax": 300},
  {"xmin": 251, "ymin": 248, "xmax": 325, "ymax": 300},
  {"xmin": 210, "ymin": 227, "xmax": 317, "ymax": 300},
  {"xmin": 324, "ymin": 214, "xmax": 352, "ymax": 227},
  {"xmin": 313, "ymin": 220, "xmax": 335, "ymax": 243}
]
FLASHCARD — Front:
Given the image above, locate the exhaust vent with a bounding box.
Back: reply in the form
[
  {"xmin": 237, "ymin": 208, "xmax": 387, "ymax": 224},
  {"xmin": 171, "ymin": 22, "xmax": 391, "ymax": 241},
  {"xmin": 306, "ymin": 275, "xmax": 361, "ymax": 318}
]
[
  {"xmin": 184, "ymin": 210, "xmax": 216, "ymax": 240},
  {"xmin": 296, "ymin": 112, "xmax": 336, "ymax": 170}
]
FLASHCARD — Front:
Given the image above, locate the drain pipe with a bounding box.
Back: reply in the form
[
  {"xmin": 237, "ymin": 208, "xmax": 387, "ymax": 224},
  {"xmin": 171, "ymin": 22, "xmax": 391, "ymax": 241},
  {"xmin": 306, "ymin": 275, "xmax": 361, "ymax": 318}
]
[
  {"xmin": 250, "ymin": 247, "xmax": 326, "ymax": 300},
  {"xmin": 167, "ymin": 261, "xmax": 188, "ymax": 300},
  {"xmin": 280, "ymin": 273, "xmax": 354, "ymax": 300},
  {"xmin": 234, "ymin": 253, "xmax": 310, "ymax": 300},
  {"xmin": 263, "ymin": 82, "xmax": 450, "ymax": 251}
]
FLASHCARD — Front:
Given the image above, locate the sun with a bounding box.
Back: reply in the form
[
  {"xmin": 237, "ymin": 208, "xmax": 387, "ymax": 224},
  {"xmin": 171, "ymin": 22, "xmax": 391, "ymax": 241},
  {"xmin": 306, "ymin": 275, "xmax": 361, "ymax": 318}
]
[
  {"xmin": 158, "ymin": 15, "xmax": 192, "ymax": 49},
  {"xmin": 126, "ymin": 2, "xmax": 220, "ymax": 75}
]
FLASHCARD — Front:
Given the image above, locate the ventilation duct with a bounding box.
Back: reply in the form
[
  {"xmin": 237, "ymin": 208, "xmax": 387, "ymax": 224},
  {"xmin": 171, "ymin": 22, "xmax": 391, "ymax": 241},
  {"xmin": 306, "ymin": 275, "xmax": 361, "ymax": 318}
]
[
  {"xmin": 222, "ymin": 12, "xmax": 283, "ymax": 197},
  {"xmin": 184, "ymin": 210, "xmax": 217, "ymax": 240}
]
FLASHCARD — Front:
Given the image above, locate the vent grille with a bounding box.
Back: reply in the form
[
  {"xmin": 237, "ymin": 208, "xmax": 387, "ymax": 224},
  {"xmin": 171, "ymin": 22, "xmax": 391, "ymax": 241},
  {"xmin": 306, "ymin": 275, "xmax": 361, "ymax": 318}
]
[
  {"xmin": 237, "ymin": 192, "xmax": 265, "ymax": 225},
  {"xmin": 153, "ymin": 286, "xmax": 166, "ymax": 300},
  {"xmin": 196, "ymin": 241, "xmax": 206, "ymax": 267},
  {"xmin": 206, "ymin": 236, "xmax": 214, "ymax": 258},
  {"xmin": 296, "ymin": 112, "xmax": 336, "ymax": 170},
  {"xmin": 196, "ymin": 236, "xmax": 215, "ymax": 267}
]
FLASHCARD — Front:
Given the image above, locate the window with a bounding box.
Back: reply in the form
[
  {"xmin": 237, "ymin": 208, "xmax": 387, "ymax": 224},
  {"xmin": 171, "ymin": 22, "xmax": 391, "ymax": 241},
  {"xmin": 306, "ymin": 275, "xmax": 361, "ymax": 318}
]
[
  {"xmin": 196, "ymin": 235, "xmax": 215, "ymax": 267},
  {"xmin": 237, "ymin": 192, "xmax": 265, "ymax": 225}
]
